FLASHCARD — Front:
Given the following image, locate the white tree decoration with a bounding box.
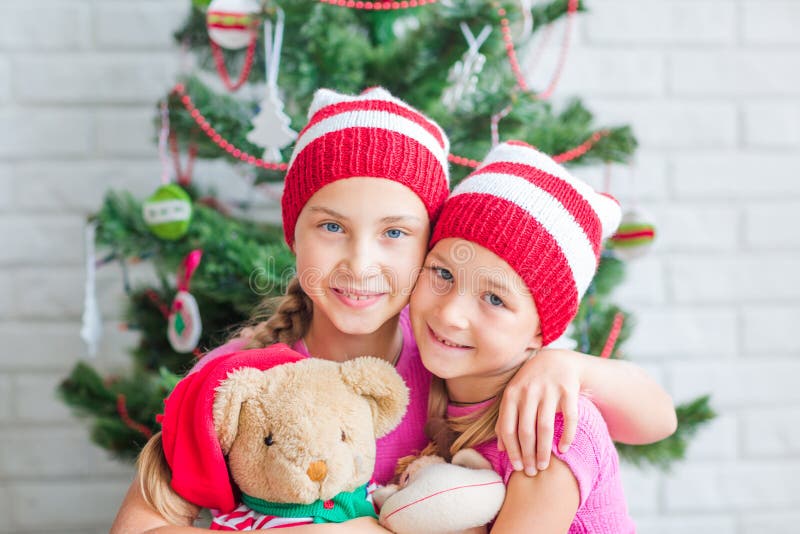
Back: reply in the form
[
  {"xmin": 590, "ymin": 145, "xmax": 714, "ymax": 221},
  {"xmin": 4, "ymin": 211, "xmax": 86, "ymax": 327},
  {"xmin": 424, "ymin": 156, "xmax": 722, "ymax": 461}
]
[
  {"xmin": 442, "ymin": 23, "xmax": 492, "ymax": 112},
  {"xmin": 246, "ymin": 10, "xmax": 297, "ymax": 162}
]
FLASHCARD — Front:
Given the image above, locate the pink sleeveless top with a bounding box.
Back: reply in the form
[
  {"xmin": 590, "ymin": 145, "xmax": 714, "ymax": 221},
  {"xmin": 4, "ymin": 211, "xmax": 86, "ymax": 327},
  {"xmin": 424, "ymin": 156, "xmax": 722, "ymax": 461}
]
[{"xmin": 196, "ymin": 306, "xmax": 431, "ymax": 485}]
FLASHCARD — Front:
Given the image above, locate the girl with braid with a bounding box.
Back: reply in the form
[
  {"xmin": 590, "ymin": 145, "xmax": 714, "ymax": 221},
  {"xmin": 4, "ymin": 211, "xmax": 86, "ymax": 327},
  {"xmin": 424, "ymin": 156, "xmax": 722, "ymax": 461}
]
[{"xmin": 111, "ymin": 89, "xmax": 676, "ymax": 533}]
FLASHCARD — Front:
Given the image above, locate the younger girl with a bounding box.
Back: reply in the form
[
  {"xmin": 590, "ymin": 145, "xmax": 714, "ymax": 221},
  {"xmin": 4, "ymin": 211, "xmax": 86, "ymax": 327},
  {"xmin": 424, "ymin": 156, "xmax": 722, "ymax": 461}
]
[
  {"xmin": 412, "ymin": 141, "xmax": 645, "ymax": 532},
  {"xmin": 111, "ymin": 90, "xmax": 672, "ymax": 534}
]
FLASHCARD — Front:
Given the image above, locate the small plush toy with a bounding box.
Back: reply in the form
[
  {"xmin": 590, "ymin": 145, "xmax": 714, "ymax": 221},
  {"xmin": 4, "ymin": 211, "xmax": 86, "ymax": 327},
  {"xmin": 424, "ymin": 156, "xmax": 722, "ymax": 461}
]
[
  {"xmin": 158, "ymin": 344, "xmax": 409, "ymax": 529},
  {"xmin": 374, "ymin": 448, "xmax": 506, "ymax": 534}
]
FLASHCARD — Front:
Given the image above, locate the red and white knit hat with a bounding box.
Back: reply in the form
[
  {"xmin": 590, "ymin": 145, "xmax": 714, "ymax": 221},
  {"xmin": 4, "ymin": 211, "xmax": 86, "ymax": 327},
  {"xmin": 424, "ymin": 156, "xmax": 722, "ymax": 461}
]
[
  {"xmin": 430, "ymin": 141, "xmax": 621, "ymax": 346},
  {"xmin": 281, "ymin": 87, "xmax": 450, "ymax": 247}
]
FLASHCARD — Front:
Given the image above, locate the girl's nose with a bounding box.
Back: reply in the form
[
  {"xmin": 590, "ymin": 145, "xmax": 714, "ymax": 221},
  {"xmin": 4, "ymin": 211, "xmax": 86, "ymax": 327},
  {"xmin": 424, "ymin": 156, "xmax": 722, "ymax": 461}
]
[
  {"xmin": 437, "ymin": 291, "xmax": 470, "ymax": 330},
  {"xmin": 346, "ymin": 238, "xmax": 381, "ymax": 280}
]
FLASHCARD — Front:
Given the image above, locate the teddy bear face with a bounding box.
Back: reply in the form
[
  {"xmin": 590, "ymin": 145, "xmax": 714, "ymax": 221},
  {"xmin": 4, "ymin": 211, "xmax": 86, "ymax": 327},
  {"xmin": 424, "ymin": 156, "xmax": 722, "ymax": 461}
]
[
  {"xmin": 227, "ymin": 377, "xmax": 376, "ymax": 504},
  {"xmin": 215, "ymin": 357, "xmax": 409, "ymax": 506}
]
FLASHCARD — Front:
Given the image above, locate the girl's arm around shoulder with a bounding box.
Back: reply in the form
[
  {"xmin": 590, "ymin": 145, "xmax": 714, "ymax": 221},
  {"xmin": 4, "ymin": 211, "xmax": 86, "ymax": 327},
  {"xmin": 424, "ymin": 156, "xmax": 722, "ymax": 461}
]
[
  {"xmin": 576, "ymin": 351, "xmax": 678, "ymax": 445},
  {"xmin": 489, "ymin": 457, "xmax": 579, "ymax": 534},
  {"xmin": 497, "ymin": 349, "xmax": 676, "ymax": 478}
]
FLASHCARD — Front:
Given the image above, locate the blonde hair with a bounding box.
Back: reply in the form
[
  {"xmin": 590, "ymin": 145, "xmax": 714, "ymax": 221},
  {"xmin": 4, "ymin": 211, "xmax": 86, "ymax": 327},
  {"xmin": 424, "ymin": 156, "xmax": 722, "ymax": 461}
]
[
  {"xmin": 426, "ymin": 350, "xmax": 536, "ymax": 459},
  {"xmin": 137, "ymin": 432, "xmax": 199, "ymax": 526},
  {"xmin": 235, "ymin": 277, "xmax": 314, "ymax": 349}
]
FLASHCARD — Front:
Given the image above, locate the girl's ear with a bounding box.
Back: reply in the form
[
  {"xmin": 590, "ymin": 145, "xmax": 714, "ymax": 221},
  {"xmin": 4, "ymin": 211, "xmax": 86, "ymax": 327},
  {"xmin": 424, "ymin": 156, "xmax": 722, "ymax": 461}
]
[{"xmin": 526, "ymin": 327, "xmax": 543, "ymax": 352}]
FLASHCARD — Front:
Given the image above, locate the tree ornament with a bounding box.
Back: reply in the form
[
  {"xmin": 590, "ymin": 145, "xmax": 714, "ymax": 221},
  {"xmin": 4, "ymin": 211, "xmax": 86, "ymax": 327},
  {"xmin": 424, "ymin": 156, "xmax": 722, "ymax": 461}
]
[
  {"xmin": 167, "ymin": 250, "xmax": 203, "ymax": 354},
  {"xmin": 442, "ymin": 23, "xmax": 491, "ymax": 112},
  {"xmin": 142, "ymin": 184, "xmax": 193, "ymax": 241},
  {"xmin": 206, "ymin": 0, "xmax": 260, "ymax": 50},
  {"xmin": 247, "ymin": 87, "xmax": 297, "ymax": 162},
  {"xmin": 192, "ymin": 0, "xmax": 213, "ymax": 10},
  {"xmin": 246, "ymin": 12, "xmax": 297, "ymax": 163},
  {"xmin": 80, "ymin": 222, "xmax": 103, "ymax": 357},
  {"xmin": 609, "ymin": 209, "xmax": 656, "ymax": 261}
]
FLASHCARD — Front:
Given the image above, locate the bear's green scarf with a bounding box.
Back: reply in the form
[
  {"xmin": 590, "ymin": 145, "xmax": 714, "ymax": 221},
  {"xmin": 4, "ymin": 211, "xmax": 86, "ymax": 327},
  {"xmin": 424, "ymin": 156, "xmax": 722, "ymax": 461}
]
[{"xmin": 241, "ymin": 483, "xmax": 377, "ymax": 523}]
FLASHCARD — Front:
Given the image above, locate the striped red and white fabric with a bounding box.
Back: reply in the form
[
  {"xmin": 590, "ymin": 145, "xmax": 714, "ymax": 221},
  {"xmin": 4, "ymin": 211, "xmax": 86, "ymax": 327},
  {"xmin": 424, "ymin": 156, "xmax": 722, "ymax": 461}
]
[
  {"xmin": 430, "ymin": 141, "xmax": 621, "ymax": 346},
  {"xmin": 281, "ymin": 87, "xmax": 450, "ymax": 247},
  {"xmin": 210, "ymin": 504, "xmax": 314, "ymax": 530}
]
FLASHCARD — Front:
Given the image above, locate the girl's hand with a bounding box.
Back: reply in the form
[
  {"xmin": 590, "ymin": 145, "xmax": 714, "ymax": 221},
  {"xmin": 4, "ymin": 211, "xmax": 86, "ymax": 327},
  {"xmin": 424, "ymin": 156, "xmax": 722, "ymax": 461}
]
[{"xmin": 495, "ymin": 349, "xmax": 580, "ymax": 477}]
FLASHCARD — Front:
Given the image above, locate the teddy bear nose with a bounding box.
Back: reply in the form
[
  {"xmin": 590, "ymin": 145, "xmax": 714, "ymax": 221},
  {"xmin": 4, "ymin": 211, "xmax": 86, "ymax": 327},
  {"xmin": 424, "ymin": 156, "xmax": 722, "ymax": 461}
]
[{"xmin": 307, "ymin": 460, "xmax": 327, "ymax": 482}]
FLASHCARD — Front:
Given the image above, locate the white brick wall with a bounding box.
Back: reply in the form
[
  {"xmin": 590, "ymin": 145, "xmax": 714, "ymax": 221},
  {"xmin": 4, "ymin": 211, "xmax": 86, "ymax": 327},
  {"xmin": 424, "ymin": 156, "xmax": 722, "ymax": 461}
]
[
  {"xmin": 536, "ymin": 0, "xmax": 800, "ymax": 529},
  {"xmin": 1, "ymin": 0, "xmax": 797, "ymax": 531}
]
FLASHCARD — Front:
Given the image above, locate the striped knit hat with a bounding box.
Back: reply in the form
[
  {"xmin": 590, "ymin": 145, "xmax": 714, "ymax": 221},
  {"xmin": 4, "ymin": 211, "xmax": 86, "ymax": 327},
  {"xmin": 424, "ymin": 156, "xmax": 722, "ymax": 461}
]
[
  {"xmin": 281, "ymin": 87, "xmax": 451, "ymax": 247},
  {"xmin": 430, "ymin": 141, "xmax": 621, "ymax": 346}
]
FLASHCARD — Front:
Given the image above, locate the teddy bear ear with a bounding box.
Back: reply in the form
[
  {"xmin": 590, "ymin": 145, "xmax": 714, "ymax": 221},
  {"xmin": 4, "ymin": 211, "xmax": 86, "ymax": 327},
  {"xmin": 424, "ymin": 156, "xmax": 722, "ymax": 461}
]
[
  {"xmin": 213, "ymin": 367, "xmax": 270, "ymax": 455},
  {"xmin": 339, "ymin": 357, "xmax": 410, "ymax": 438}
]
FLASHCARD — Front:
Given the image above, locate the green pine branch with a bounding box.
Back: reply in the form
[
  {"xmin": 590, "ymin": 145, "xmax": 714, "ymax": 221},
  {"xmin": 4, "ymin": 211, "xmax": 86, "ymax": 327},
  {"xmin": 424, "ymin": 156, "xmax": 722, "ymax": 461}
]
[
  {"xmin": 58, "ymin": 363, "xmax": 180, "ymax": 460},
  {"xmin": 57, "ymin": 0, "xmax": 715, "ymax": 468},
  {"xmin": 616, "ymin": 395, "xmax": 717, "ymax": 470},
  {"xmin": 167, "ymin": 0, "xmax": 635, "ymax": 186}
]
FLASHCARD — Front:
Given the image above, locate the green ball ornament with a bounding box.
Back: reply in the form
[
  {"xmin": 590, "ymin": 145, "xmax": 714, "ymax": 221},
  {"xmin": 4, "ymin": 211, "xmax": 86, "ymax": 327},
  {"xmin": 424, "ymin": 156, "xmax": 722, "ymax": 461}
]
[
  {"xmin": 609, "ymin": 209, "xmax": 656, "ymax": 261},
  {"xmin": 142, "ymin": 184, "xmax": 193, "ymax": 241}
]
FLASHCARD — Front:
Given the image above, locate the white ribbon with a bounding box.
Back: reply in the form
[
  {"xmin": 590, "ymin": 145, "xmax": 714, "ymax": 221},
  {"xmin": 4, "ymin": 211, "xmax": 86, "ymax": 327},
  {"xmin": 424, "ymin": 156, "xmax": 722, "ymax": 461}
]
[
  {"xmin": 158, "ymin": 101, "xmax": 171, "ymax": 185},
  {"xmin": 80, "ymin": 222, "xmax": 103, "ymax": 357},
  {"xmin": 263, "ymin": 9, "xmax": 285, "ymax": 91},
  {"xmin": 519, "ymin": 0, "xmax": 534, "ymax": 41}
]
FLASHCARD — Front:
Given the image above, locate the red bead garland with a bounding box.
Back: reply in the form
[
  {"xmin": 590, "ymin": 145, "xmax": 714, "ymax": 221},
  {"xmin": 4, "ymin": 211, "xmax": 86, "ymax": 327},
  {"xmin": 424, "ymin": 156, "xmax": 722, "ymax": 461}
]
[
  {"xmin": 317, "ymin": 0, "xmax": 435, "ymax": 9},
  {"xmin": 172, "ymin": 85, "xmax": 605, "ymax": 171},
  {"xmin": 448, "ymin": 153, "xmax": 481, "ymax": 169},
  {"xmin": 495, "ymin": 0, "xmax": 578, "ymax": 99},
  {"xmin": 553, "ymin": 130, "xmax": 609, "ymax": 163},
  {"xmin": 600, "ymin": 312, "xmax": 625, "ymax": 359},
  {"xmin": 172, "ymin": 84, "xmax": 288, "ymax": 171},
  {"xmin": 116, "ymin": 394, "xmax": 153, "ymax": 439},
  {"xmin": 210, "ymin": 37, "xmax": 258, "ymax": 92}
]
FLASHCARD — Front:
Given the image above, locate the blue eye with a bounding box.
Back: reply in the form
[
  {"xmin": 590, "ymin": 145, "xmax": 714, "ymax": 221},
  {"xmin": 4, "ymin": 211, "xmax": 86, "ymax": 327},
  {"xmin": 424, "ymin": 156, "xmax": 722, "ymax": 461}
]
[
  {"xmin": 323, "ymin": 222, "xmax": 343, "ymax": 233},
  {"xmin": 433, "ymin": 267, "xmax": 454, "ymax": 282},
  {"xmin": 484, "ymin": 293, "xmax": 504, "ymax": 307},
  {"xmin": 386, "ymin": 229, "xmax": 405, "ymax": 239}
]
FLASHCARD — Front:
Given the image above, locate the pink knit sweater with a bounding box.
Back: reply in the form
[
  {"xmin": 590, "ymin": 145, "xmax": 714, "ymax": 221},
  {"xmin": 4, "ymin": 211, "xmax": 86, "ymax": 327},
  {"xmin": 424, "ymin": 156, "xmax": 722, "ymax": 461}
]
[
  {"xmin": 197, "ymin": 306, "xmax": 431, "ymax": 485},
  {"xmin": 448, "ymin": 396, "xmax": 635, "ymax": 533}
]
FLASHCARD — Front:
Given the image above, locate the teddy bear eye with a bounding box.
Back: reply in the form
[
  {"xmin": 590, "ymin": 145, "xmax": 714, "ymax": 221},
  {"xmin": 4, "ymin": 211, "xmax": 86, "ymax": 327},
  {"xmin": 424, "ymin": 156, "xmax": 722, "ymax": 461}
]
[
  {"xmin": 264, "ymin": 433, "xmax": 274, "ymax": 447},
  {"xmin": 341, "ymin": 430, "xmax": 347, "ymax": 442}
]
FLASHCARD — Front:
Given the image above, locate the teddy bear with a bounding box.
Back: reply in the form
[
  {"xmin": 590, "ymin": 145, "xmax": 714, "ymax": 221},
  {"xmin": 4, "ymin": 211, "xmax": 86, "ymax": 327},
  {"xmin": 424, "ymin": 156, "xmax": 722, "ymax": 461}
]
[
  {"xmin": 157, "ymin": 344, "xmax": 409, "ymax": 529},
  {"xmin": 373, "ymin": 448, "xmax": 506, "ymax": 534}
]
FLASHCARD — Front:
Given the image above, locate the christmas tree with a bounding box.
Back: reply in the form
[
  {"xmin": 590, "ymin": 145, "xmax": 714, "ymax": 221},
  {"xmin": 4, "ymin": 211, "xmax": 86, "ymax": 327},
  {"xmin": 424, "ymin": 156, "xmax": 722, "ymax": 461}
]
[{"xmin": 59, "ymin": 0, "xmax": 714, "ymax": 468}]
